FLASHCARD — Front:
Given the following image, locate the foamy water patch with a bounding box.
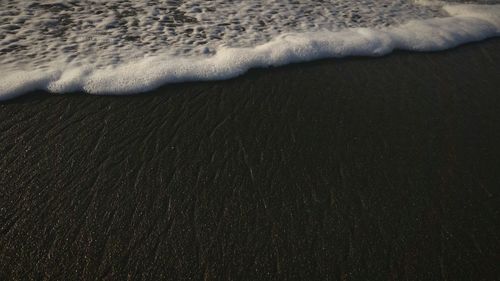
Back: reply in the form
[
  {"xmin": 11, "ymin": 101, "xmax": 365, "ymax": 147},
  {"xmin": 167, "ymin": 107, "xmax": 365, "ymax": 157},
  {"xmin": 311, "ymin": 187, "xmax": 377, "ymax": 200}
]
[{"xmin": 0, "ymin": 1, "xmax": 499, "ymax": 100}]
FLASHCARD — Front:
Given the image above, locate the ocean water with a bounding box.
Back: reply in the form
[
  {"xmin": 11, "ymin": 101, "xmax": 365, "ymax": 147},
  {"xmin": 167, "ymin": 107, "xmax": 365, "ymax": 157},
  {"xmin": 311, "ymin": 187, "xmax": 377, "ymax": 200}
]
[{"xmin": 0, "ymin": 0, "xmax": 499, "ymax": 99}]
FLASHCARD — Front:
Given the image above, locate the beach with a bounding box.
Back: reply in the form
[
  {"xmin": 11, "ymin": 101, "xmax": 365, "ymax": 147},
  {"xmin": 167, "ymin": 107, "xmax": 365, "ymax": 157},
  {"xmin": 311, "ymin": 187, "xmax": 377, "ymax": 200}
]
[{"xmin": 1, "ymin": 39, "xmax": 499, "ymax": 280}]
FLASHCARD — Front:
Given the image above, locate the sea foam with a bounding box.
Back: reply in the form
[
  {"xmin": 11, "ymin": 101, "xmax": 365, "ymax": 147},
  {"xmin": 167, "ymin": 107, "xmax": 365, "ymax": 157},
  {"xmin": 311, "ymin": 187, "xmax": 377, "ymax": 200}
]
[{"xmin": 0, "ymin": 1, "xmax": 499, "ymax": 100}]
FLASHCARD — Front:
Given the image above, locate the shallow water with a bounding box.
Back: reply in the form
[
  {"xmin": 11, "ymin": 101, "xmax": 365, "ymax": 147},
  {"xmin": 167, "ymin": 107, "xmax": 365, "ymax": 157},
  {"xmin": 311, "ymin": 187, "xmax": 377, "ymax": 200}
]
[
  {"xmin": 0, "ymin": 1, "xmax": 499, "ymax": 99},
  {"xmin": 0, "ymin": 0, "xmax": 444, "ymax": 65}
]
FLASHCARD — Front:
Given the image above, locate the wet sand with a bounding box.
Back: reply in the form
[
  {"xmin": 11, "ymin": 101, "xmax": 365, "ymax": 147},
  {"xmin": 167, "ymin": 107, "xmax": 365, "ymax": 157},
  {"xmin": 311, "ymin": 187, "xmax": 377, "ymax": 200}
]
[{"xmin": 1, "ymin": 39, "xmax": 499, "ymax": 280}]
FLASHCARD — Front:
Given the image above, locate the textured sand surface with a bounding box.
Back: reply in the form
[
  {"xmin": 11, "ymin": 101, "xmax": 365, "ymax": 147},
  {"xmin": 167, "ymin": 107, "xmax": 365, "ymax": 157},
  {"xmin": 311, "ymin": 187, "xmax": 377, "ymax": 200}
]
[{"xmin": 1, "ymin": 40, "xmax": 499, "ymax": 280}]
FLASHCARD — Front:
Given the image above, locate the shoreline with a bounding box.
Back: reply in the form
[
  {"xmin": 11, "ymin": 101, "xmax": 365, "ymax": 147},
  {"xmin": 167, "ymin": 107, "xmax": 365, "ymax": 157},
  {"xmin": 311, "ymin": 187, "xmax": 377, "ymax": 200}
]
[
  {"xmin": 2, "ymin": 37, "xmax": 500, "ymax": 103},
  {"xmin": 2, "ymin": 0, "xmax": 500, "ymax": 100},
  {"xmin": 1, "ymin": 39, "xmax": 499, "ymax": 280}
]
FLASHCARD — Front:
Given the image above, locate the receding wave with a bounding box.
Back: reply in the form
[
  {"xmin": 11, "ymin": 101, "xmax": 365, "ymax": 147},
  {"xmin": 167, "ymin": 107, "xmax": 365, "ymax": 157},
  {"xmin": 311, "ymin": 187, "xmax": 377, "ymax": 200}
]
[{"xmin": 0, "ymin": 0, "xmax": 499, "ymax": 99}]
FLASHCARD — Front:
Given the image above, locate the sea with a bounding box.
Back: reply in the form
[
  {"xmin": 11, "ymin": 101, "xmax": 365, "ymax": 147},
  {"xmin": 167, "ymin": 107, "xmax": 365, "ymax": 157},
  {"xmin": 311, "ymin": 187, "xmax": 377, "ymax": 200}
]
[{"xmin": 0, "ymin": 0, "xmax": 499, "ymax": 100}]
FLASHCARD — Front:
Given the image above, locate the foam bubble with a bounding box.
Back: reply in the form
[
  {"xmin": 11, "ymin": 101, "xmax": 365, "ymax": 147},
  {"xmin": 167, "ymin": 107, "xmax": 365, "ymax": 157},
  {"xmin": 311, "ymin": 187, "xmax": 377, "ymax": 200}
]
[{"xmin": 0, "ymin": 1, "xmax": 499, "ymax": 99}]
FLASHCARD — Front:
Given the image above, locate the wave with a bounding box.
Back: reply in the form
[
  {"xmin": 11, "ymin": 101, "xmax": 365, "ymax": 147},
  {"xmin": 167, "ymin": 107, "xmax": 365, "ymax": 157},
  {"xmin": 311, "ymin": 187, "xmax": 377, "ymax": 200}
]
[{"xmin": 0, "ymin": 1, "xmax": 499, "ymax": 100}]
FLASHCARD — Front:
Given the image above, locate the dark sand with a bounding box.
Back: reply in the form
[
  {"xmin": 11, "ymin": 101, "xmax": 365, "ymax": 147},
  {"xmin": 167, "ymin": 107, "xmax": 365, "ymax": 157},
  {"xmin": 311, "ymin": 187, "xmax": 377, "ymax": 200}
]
[{"xmin": 1, "ymin": 39, "xmax": 500, "ymax": 280}]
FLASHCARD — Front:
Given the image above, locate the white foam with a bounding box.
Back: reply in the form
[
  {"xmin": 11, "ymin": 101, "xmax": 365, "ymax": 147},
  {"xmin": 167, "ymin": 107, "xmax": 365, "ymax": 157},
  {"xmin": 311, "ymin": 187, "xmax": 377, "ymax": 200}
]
[{"xmin": 0, "ymin": 1, "xmax": 499, "ymax": 100}]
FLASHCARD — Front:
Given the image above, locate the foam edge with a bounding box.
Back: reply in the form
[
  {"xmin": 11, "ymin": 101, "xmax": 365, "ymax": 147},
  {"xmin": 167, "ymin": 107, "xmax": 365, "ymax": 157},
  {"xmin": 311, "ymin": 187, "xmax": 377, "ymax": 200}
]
[{"xmin": 0, "ymin": 2, "xmax": 499, "ymax": 100}]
